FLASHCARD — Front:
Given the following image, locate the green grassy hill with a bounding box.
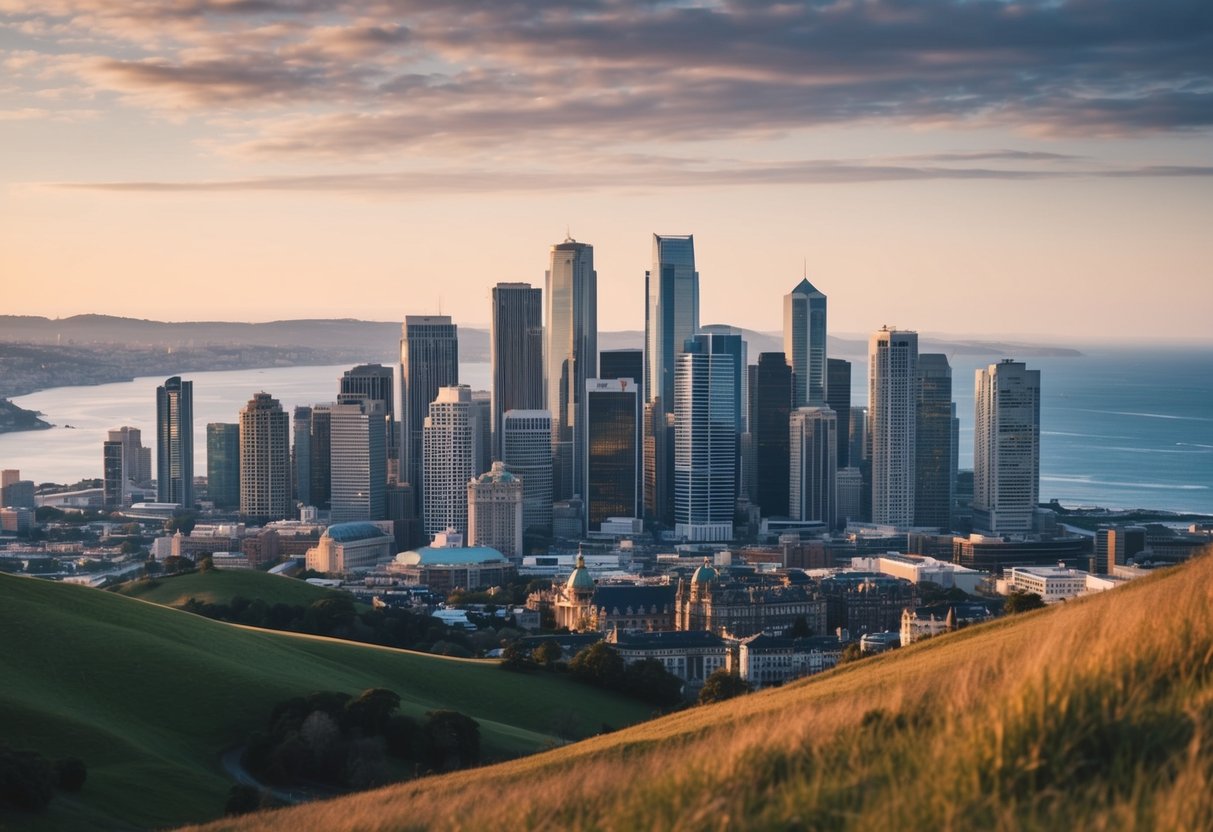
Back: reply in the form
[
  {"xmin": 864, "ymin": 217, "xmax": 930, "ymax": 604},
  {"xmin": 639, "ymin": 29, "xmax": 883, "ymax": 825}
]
[
  {"xmin": 114, "ymin": 569, "xmax": 346, "ymax": 608},
  {"xmin": 0, "ymin": 574, "xmax": 654, "ymax": 831},
  {"xmin": 198, "ymin": 550, "xmax": 1213, "ymax": 832}
]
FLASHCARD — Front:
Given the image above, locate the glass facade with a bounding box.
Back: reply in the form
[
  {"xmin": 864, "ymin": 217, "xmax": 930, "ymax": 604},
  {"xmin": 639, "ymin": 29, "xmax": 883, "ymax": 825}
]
[
  {"xmin": 206, "ymin": 422, "xmax": 240, "ymax": 510},
  {"xmin": 584, "ymin": 380, "xmax": 638, "ymax": 531}
]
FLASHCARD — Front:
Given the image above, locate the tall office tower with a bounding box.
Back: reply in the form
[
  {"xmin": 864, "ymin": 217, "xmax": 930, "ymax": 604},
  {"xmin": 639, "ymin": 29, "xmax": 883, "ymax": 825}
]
[
  {"xmin": 339, "ymin": 364, "xmax": 398, "ymax": 481},
  {"xmin": 784, "ymin": 278, "xmax": 828, "ymax": 407},
  {"xmin": 584, "ymin": 378, "xmax": 640, "ymax": 531},
  {"xmin": 330, "ymin": 400, "xmax": 387, "ymax": 523},
  {"xmin": 644, "ymin": 234, "xmax": 698, "ymax": 528},
  {"xmin": 973, "ymin": 359, "xmax": 1040, "ymax": 536},
  {"xmin": 292, "ymin": 406, "xmax": 312, "ymax": 506},
  {"xmin": 309, "ymin": 404, "xmax": 333, "ymax": 510},
  {"xmin": 501, "ymin": 409, "xmax": 553, "ymax": 534},
  {"xmin": 491, "ymin": 283, "xmax": 544, "ymax": 461},
  {"xmin": 749, "ymin": 352, "xmax": 792, "ymax": 517},
  {"xmin": 467, "ymin": 461, "xmax": 524, "ymax": 558},
  {"xmin": 108, "ymin": 427, "xmax": 149, "ymax": 487},
  {"xmin": 914, "ymin": 354, "xmax": 954, "ymax": 530},
  {"xmin": 401, "ymin": 315, "xmax": 459, "ymax": 505},
  {"xmin": 599, "ymin": 349, "xmax": 644, "ymax": 399},
  {"xmin": 423, "ymin": 385, "xmax": 475, "ymax": 539},
  {"xmin": 687, "ymin": 331, "xmax": 743, "ymax": 499},
  {"xmin": 386, "ymin": 481, "xmax": 420, "ymax": 551},
  {"xmin": 699, "ymin": 325, "xmax": 749, "ymax": 432},
  {"xmin": 869, "ymin": 328, "xmax": 918, "ymax": 527},
  {"xmin": 673, "ymin": 339, "xmax": 736, "ymax": 542},
  {"xmin": 836, "ymin": 467, "xmax": 864, "ymax": 527},
  {"xmin": 102, "ymin": 439, "xmax": 124, "ymax": 509},
  {"xmin": 826, "ymin": 358, "xmax": 852, "ymax": 469},
  {"xmin": 849, "ymin": 406, "xmax": 868, "ymax": 469},
  {"xmin": 1, "ymin": 470, "xmax": 18, "ymax": 492},
  {"xmin": 239, "ymin": 392, "xmax": 291, "ymax": 521},
  {"xmin": 206, "ymin": 423, "xmax": 240, "ymax": 510},
  {"xmin": 156, "ymin": 376, "xmax": 194, "ymax": 507},
  {"xmin": 470, "ymin": 391, "xmax": 492, "ymax": 475},
  {"xmin": 789, "ymin": 406, "xmax": 838, "ymax": 528},
  {"xmin": 545, "ymin": 237, "xmax": 597, "ymax": 502}
]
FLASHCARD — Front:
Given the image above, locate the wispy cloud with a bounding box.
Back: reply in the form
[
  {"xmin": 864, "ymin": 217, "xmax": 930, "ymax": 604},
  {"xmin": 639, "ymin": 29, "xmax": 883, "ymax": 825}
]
[{"xmin": 2, "ymin": 0, "xmax": 1211, "ymax": 160}]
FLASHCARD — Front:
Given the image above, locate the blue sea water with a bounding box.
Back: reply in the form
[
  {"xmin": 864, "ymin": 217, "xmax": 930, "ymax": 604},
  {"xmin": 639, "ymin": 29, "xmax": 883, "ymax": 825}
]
[{"xmin": 1, "ymin": 348, "xmax": 1210, "ymax": 514}]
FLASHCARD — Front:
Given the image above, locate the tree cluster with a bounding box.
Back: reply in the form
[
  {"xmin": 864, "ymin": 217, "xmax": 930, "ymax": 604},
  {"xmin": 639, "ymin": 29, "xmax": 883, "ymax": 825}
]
[
  {"xmin": 0, "ymin": 745, "xmax": 85, "ymax": 813},
  {"xmin": 698, "ymin": 669, "xmax": 752, "ymax": 705},
  {"xmin": 242, "ymin": 689, "xmax": 479, "ymax": 792},
  {"xmin": 1004, "ymin": 591, "xmax": 1047, "ymax": 614},
  {"xmin": 567, "ymin": 643, "xmax": 684, "ymax": 707}
]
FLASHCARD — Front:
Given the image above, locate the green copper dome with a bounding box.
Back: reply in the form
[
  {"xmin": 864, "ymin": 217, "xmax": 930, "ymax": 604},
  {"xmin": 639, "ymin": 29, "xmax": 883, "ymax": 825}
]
[
  {"xmin": 691, "ymin": 559, "xmax": 719, "ymax": 585},
  {"xmin": 566, "ymin": 553, "xmax": 595, "ymax": 592}
]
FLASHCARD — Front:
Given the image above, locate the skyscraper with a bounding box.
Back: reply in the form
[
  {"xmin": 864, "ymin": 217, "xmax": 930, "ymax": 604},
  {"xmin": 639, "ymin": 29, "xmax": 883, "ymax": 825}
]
[
  {"xmin": 292, "ymin": 405, "xmax": 312, "ymax": 506},
  {"xmin": 584, "ymin": 378, "xmax": 639, "ymax": 531},
  {"xmin": 156, "ymin": 376, "xmax": 193, "ymax": 507},
  {"xmin": 401, "ymin": 315, "xmax": 459, "ymax": 506},
  {"xmin": 501, "ymin": 409, "xmax": 553, "ymax": 535},
  {"xmin": 491, "ymin": 283, "xmax": 544, "ymax": 460},
  {"xmin": 239, "ymin": 392, "xmax": 291, "ymax": 521},
  {"xmin": 308, "ymin": 404, "xmax": 333, "ymax": 510},
  {"xmin": 687, "ymin": 330, "xmax": 744, "ymax": 498},
  {"xmin": 973, "ymin": 360, "xmax": 1040, "ymax": 536},
  {"xmin": 644, "ymin": 234, "xmax": 698, "ymax": 528},
  {"xmin": 826, "ymin": 358, "xmax": 852, "ymax": 469},
  {"xmin": 103, "ymin": 439, "xmax": 124, "ymax": 509},
  {"xmin": 869, "ymin": 328, "xmax": 918, "ymax": 527},
  {"xmin": 467, "ymin": 461, "xmax": 524, "ymax": 558},
  {"xmin": 545, "ymin": 238, "xmax": 597, "ymax": 502},
  {"xmin": 423, "ymin": 385, "xmax": 475, "ymax": 539},
  {"xmin": 108, "ymin": 426, "xmax": 150, "ymax": 487},
  {"xmin": 915, "ymin": 353, "xmax": 954, "ymax": 530},
  {"xmin": 330, "ymin": 399, "xmax": 387, "ymax": 523},
  {"xmin": 206, "ymin": 422, "xmax": 240, "ymax": 510},
  {"xmin": 789, "ymin": 406, "xmax": 838, "ymax": 528},
  {"xmin": 599, "ymin": 349, "xmax": 644, "ymax": 399},
  {"xmin": 784, "ymin": 278, "xmax": 828, "ymax": 407},
  {"xmin": 470, "ymin": 390, "xmax": 492, "ymax": 476},
  {"xmin": 699, "ymin": 325, "xmax": 749, "ymax": 432},
  {"xmin": 673, "ymin": 338, "xmax": 736, "ymax": 542},
  {"xmin": 749, "ymin": 352, "xmax": 792, "ymax": 518},
  {"xmin": 339, "ymin": 364, "xmax": 397, "ymax": 481}
]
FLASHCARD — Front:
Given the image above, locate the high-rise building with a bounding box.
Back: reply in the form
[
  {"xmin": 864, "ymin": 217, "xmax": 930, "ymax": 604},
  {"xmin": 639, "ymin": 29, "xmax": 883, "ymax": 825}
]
[
  {"xmin": 330, "ymin": 399, "xmax": 387, "ymax": 523},
  {"xmin": 501, "ymin": 409, "xmax": 553, "ymax": 534},
  {"xmin": 491, "ymin": 283, "xmax": 544, "ymax": 461},
  {"xmin": 470, "ymin": 390, "xmax": 492, "ymax": 475},
  {"xmin": 973, "ymin": 360, "xmax": 1040, "ymax": 536},
  {"xmin": 673, "ymin": 338, "xmax": 735, "ymax": 542},
  {"xmin": 584, "ymin": 378, "xmax": 639, "ymax": 531},
  {"xmin": 292, "ymin": 406, "xmax": 312, "ymax": 506},
  {"xmin": 837, "ymin": 467, "xmax": 864, "ymax": 527},
  {"xmin": 869, "ymin": 328, "xmax": 918, "ymax": 527},
  {"xmin": 423, "ymin": 385, "xmax": 475, "ymax": 539},
  {"xmin": 599, "ymin": 349, "xmax": 644, "ymax": 400},
  {"xmin": 239, "ymin": 392, "xmax": 291, "ymax": 521},
  {"xmin": 1, "ymin": 471, "xmax": 34, "ymax": 510},
  {"xmin": 103, "ymin": 439, "xmax": 124, "ymax": 509},
  {"xmin": 467, "ymin": 461, "xmax": 524, "ymax": 558},
  {"xmin": 915, "ymin": 354, "xmax": 954, "ymax": 530},
  {"xmin": 339, "ymin": 364, "xmax": 397, "ymax": 481},
  {"xmin": 309, "ymin": 404, "xmax": 333, "ymax": 510},
  {"xmin": 401, "ymin": 315, "xmax": 459, "ymax": 505},
  {"xmin": 687, "ymin": 331, "xmax": 744, "ymax": 498},
  {"xmin": 789, "ymin": 407, "xmax": 838, "ymax": 528},
  {"xmin": 644, "ymin": 233, "xmax": 698, "ymax": 528},
  {"xmin": 1094, "ymin": 525, "xmax": 1147, "ymax": 574},
  {"xmin": 545, "ymin": 238, "xmax": 597, "ymax": 502},
  {"xmin": 826, "ymin": 358, "xmax": 851, "ymax": 469},
  {"xmin": 386, "ymin": 481, "xmax": 420, "ymax": 551},
  {"xmin": 784, "ymin": 278, "xmax": 828, "ymax": 407},
  {"xmin": 699, "ymin": 326, "xmax": 749, "ymax": 432},
  {"xmin": 156, "ymin": 376, "xmax": 193, "ymax": 507},
  {"xmin": 108, "ymin": 426, "xmax": 150, "ymax": 487},
  {"xmin": 749, "ymin": 352, "xmax": 792, "ymax": 518},
  {"xmin": 206, "ymin": 422, "xmax": 240, "ymax": 510}
]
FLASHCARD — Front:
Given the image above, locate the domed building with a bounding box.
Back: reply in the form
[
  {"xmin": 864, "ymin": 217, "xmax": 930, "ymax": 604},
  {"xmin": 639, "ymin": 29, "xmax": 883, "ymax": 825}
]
[
  {"xmin": 554, "ymin": 553, "xmax": 597, "ymax": 630},
  {"xmin": 676, "ymin": 559, "xmax": 827, "ymax": 637},
  {"xmin": 305, "ymin": 521, "xmax": 394, "ymax": 574},
  {"xmin": 467, "ymin": 461, "xmax": 524, "ymax": 558}
]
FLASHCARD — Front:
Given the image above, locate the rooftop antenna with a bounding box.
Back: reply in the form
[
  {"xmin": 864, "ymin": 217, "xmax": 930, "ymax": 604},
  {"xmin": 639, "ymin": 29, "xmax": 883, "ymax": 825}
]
[
  {"xmin": 803, "ymin": 257, "xmax": 807, "ymax": 279},
  {"xmin": 565, "ymin": 225, "xmax": 574, "ymax": 243}
]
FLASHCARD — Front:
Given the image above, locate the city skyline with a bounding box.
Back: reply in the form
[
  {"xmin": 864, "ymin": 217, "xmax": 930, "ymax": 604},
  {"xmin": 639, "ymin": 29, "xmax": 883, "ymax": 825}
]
[{"xmin": 2, "ymin": 2, "xmax": 1210, "ymax": 343}]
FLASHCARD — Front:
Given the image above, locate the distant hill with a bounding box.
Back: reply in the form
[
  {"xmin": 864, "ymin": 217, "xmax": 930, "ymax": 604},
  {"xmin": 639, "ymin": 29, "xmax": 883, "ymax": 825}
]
[
  {"xmin": 113, "ymin": 569, "xmax": 348, "ymax": 609},
  {"xmin": 0, "ymin": 574, "xmax": 653, "ymax": 830},
  {"xmin": 197, "ymin": 552, "xmax": 1213, "ymax": 832}
]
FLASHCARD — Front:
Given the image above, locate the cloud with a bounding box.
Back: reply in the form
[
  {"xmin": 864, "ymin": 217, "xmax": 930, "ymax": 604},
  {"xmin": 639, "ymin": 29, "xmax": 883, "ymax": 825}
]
[{"xmin": 3, "ymin": 0, "xmax": 1212, "ymax": 156}]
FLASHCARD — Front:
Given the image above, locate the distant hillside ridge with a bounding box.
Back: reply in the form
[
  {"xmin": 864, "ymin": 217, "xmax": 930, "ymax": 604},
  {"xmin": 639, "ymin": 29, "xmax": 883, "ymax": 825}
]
[{"xmin": 197, "ymin": 550, "xmax": 1212, "ymax": 832}]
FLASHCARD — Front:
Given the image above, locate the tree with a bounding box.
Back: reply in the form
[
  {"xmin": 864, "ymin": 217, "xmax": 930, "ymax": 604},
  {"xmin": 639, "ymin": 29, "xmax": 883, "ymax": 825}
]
[
  {"xmin": 624, "ymin": 658, "xmax": 684, "ymax": 706},
  {"xmin": 1004, "ymin": 591, "xmax": 1046, "ymax": 614},
  {"xmin": 423, "ymin": 711, "xmax": 480, "ymax": 772},
  {"xmin": 345, "ymin": 688, "xmax": 401, "ymax": 736},
  {"xmin": 568, "ymin": 642, "xmax": 626, "ymax": 689},
  {"xmin": 698, "ymin": 669, "xmax": 751, "ymax": 705},
  {"xmin": 837, "ymin": 643, "xmax": 864, "ymax": 665},
  {"xmin": 197, "ymin": 556, "xmax": 215, "ymax": 573},
  {"xmin": 165, "ymin": 512, "xmax": 197, "ymax": 535},
  {"xmin": 532, "ymin": 639, "xmax": 562, "ymax": 669}
]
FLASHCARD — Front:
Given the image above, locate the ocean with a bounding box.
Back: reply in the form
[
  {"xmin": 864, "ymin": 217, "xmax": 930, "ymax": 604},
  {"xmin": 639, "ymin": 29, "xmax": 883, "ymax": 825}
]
[{"xmin": 1, "ymin": 348, "xmax": 1209, "ymax": 514}]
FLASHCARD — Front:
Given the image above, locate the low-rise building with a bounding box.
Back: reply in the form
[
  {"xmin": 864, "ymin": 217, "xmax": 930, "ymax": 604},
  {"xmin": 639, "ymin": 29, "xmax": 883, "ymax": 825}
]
[
  {"xmin": 1001, "ymin": 565, "xmax": 1088, "ymax": 603},
  {"xmin": 390, "ymin": 537, "xmax": 513, "ymax": 593},
  {"xmin": 736, "ymin": 633, "xmax": 849, "ymax": 688},
  {"xmin": 306, "ymin": 522, "xmax": 395, "ymax": 574},
  {"xmin": 605, "ymin": 629, "xmax": 728, "ymax": 687}
]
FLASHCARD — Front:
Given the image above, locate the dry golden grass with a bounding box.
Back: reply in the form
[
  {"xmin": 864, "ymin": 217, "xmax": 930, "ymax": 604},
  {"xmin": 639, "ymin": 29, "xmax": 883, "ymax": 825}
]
[{"xmin": 193, "ymin": 549, "xmax": 1213, "ymax": 832}]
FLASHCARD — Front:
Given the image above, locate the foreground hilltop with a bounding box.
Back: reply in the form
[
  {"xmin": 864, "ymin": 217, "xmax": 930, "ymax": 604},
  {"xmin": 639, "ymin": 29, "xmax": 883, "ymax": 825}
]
[{"xmin": 198, "ymin": 550, "xmax": 1213, "ymax": 831}]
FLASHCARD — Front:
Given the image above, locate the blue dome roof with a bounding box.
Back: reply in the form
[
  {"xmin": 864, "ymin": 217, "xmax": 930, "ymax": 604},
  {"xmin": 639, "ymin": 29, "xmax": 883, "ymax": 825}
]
[
  {"xmin": 691, "ymin": 559, "xmax": 719, "ymax": 585},
  {"xmin": 566, "ymin": 553, "xmax": 595, "ymax": 592},
  {"xmin": 323, "ymin": 522, "xmax": 390, "ymax": 543}
]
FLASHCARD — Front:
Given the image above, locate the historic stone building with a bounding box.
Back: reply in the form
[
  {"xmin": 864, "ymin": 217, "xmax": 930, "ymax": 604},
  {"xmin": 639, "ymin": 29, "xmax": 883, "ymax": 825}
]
[{"xmin": 674, "ymin": 561, "xmax": 827, "ymax": 638}]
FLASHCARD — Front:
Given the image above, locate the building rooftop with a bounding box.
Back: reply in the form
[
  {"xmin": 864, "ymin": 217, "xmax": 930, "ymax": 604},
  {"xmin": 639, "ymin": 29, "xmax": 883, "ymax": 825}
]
[
  {"xmin": 323, "ymin": 522, "xmax": 392, "ymax": 544},
  {"xmin": 396, "ymin": 545, "xmax": 507, "ymax": 566}
]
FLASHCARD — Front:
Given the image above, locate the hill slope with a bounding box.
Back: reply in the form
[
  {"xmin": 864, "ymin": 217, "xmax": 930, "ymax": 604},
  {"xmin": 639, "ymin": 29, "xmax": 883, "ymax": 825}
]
[
  {"xmin": 0, "ymin": 575, "xmax": 653, "ymax": 831},
  {"xmin": 114, "ymin": 569, "xmax": 347, "ymax": 609},
  {"xmin": 200, "ymin": 551, "xmax": 1213, "ymax": 831}
]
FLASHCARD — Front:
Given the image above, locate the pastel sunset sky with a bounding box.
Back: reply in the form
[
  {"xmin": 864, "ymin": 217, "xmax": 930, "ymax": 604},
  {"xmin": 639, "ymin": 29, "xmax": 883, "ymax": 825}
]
[{"xmin": 2, "ymin": 1, "xmax": 1211, "ymax": 341}]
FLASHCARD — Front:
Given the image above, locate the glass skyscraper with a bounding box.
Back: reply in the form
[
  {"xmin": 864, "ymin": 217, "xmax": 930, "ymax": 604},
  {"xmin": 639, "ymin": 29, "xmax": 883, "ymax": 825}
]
[
  {"xmin": 491, "ymin": 283, "xmax": 544, "ymax": 461},
  {"xmin": 869, "ymin": 328, "xmax": 918, "ymax": 527},
  {"xmin": 973, "ymin": 360, "xmax": 1040, "ymax": 536},
  {"xmin": 545, "ymin": 238, "xmax": 597, "ymax": 504},
  {"xmin": 784, "ymin": 278, "xmax": 828, "ymax": 407},
  {"xmin": 583, "ymin": 378, "xmax": 639, "ymax": 531},
  {"xmin": 915, "ymin": 353, "xmax": 954, "ymax": 530},
  {"xmin": 156, "ymin": 375, "xmax": 193, "ymax": 508},
  {"xmin": 673, "ymin": 337, "xmax": 735, "ymax": 542},
  {"xmin": 206, "ymin": 422, "xmax": 240, "ymax": 510},
  {"xmin": 749, "ymin": 352, "xmax": 792, "ymax": 518},
  {"xmin": 401, "ymin": 315, "xmax": 459, "ymax": 514}
]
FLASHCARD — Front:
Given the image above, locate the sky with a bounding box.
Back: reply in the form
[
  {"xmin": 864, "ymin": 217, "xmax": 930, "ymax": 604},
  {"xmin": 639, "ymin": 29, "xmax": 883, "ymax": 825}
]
[{"xmin": 2, "ymin": 0, "xmax": 1211, "ymax": 342}]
